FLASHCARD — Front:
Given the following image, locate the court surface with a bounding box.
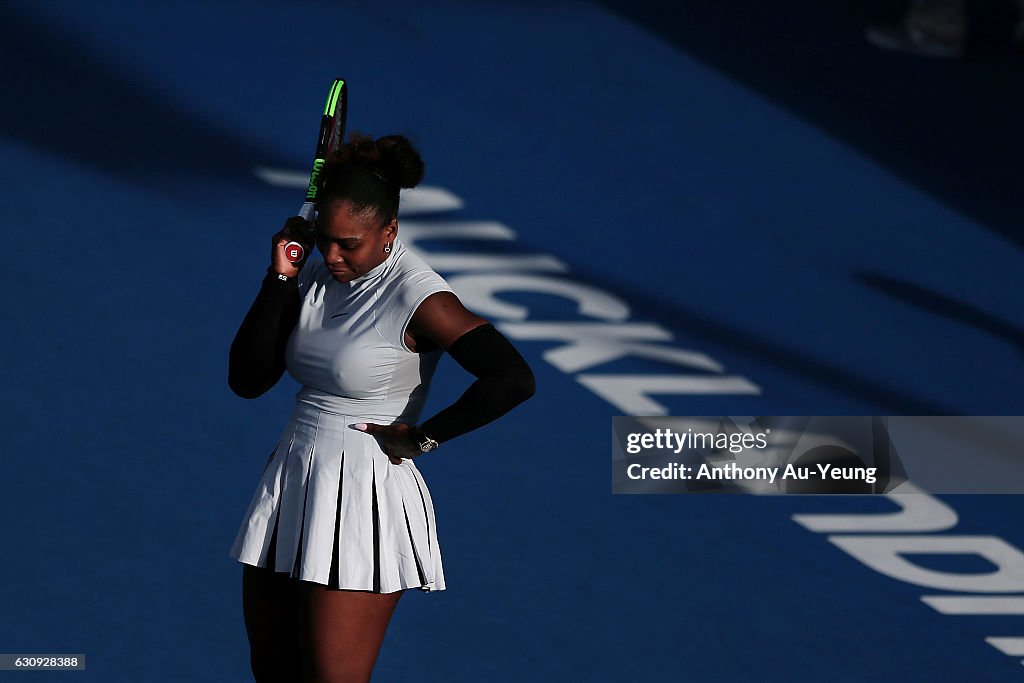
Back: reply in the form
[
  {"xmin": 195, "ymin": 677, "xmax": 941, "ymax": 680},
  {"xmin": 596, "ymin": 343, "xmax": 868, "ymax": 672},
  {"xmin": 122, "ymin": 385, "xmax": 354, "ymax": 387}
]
[{"xmin": 2, "ymin": 1, "xmax": 1023, "ymax": 680}]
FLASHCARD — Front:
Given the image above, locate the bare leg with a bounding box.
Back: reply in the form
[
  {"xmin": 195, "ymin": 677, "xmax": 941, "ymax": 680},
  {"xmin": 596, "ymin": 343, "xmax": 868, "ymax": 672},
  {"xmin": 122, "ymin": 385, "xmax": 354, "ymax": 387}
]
[
  {"xmin": 299, "ymin": 585, "xmax": 403, "ymax": 683},
  {"xmin": 242, "ymin": 564, "xmax": 303, "ymax": 682}
]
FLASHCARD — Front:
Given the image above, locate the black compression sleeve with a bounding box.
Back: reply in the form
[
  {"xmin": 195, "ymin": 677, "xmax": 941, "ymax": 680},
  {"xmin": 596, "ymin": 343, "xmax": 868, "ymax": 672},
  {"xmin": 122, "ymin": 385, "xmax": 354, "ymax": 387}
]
[
  {"xmin": 227, "ymin": 269, "xmax": 301, "ymax": 399},
  {"xmin": 418, "ymin": 324, "xmax": 535, "ymax": 443}
]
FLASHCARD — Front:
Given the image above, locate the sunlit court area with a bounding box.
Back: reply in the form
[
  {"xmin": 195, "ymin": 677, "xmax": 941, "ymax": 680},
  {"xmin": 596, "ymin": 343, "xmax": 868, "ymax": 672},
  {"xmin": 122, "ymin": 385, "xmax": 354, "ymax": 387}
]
[{"xmin": 2, "ymin": 0, "xmax": 1023, "ymax": 680}]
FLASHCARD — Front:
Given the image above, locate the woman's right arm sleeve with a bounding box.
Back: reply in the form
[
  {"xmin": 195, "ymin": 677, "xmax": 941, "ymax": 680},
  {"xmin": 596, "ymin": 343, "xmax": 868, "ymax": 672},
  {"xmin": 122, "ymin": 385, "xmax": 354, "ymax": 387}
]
[{"xmin": 227, "ymin": 269, "xmax": 302, "ymax": 399}]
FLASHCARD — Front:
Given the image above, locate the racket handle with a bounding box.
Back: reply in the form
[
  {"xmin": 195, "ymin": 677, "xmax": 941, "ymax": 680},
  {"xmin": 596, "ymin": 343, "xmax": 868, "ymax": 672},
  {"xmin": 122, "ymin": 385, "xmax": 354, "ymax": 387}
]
[
  {"xmin": 285, "ymin": 202, "xmax": 317, "ymax": 263},
  {"xmin": 283, "ymin": 241, "xmax": 305, "ymax": 263}
]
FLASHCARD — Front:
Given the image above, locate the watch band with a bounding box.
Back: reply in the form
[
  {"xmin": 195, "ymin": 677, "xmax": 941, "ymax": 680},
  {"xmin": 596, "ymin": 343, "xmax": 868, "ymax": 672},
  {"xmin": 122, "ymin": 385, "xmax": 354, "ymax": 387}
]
[
  {"xmin": 265, "ymin": 266, "xmax": 295, "ymax": 282},
  {"xmin": 413, "ymin": 426, "xmax": 439, "ymax": 453}
]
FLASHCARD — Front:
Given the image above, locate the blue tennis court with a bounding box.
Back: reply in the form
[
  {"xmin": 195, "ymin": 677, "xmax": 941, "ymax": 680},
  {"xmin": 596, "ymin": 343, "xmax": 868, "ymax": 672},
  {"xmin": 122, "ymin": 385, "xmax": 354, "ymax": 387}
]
[{"xmin": 2, "ymin": 0, "xmax": 1023, "ymax": 680}]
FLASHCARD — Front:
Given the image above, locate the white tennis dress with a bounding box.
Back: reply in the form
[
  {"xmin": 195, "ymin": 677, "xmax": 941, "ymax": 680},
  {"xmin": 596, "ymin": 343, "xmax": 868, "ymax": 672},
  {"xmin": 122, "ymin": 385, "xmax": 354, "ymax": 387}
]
[{"xmin": 230, "ymin": 238, "xmax": 450, "ymax": 592}]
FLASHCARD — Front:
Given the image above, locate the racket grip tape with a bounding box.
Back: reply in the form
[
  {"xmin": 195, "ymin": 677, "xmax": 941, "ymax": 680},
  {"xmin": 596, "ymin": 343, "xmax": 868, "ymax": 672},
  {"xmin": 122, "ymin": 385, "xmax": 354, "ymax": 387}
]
[{"xmin": 284, "ymin": 202, "xmax": 317, "ymax": 263}]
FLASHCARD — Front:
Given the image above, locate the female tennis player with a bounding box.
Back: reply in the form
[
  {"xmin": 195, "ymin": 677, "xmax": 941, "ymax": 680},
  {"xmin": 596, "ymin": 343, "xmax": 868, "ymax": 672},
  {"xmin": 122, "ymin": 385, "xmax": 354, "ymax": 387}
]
[{"xmin": 227, "ymin": 134, "xmax": 535, "ymax": 682}]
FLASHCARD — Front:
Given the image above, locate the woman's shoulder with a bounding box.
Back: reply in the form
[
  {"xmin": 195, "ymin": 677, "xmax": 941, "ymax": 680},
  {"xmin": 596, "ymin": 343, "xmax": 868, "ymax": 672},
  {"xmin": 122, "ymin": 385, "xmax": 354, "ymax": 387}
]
[
  {"xmin": 384, "ymin": 241, "xmax": 453, "ymax": 306},
  {"xmin": 390, "ymin": 241, "xmax": 448, "ymax": 285}
]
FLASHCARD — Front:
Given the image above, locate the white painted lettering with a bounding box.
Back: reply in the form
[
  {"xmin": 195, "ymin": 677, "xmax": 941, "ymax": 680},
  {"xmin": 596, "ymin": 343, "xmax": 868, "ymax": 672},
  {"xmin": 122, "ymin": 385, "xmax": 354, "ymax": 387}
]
[
  {"xmin": 576, "ymin": 375, "xmax": 761, "ymax": 416},
  {"xmin": 984, "ymin": 638, "xmax": 1024, "ymax": 656},
  {"xmin": 791, "ymin": 481, "xmax": 958, "ymax": 533},
  {"xmin": 922, "ymin": 596, "xmax": 1024, "ymax": 615},
  {"xmin": 447, "ymin": 274, "xmax": 631, "ymax": 322},
  {"xmin": 401, "ymin": 221, "xmax": 568, "ymax": 272},
  {"xmin": 829, "ymin": 535, "xmax": 1024, "ymax": 593},
  {"xmin": 499, "ymin": 322, "xmax": 722, "ymax": 373}
]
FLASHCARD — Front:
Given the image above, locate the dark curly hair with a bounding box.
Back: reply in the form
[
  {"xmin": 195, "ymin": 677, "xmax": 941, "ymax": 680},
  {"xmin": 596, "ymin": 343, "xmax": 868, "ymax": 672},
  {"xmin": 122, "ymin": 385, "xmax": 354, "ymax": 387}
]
[{"xmin": 316, "ymin": 134, "xmax": 424, "ymax": 224}]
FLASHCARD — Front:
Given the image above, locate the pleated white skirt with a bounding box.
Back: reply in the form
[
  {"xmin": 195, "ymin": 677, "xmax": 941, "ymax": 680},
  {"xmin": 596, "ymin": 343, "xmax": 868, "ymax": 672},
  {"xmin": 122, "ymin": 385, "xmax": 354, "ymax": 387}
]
[{"xmin": 229, "ymin": 400, "xmax": 445, "ymax": 593}]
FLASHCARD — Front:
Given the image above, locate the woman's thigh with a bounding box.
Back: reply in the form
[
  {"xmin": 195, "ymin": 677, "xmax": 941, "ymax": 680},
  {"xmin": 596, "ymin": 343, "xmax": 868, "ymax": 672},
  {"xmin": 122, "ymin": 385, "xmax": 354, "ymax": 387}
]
[
  {"xmin": 242, "ymin": 564, "xmax": 303, "ymax": 681},
  {"xmin": 299, "ymin": 585, "xmax": 403, "ymax": 683}
]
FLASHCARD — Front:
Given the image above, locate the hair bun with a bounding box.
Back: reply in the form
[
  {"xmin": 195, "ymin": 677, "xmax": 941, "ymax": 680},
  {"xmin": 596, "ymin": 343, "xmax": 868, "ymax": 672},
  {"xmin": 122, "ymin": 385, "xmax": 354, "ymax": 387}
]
[
  {"xmin": 375, "ymin": 135, "xmax": 424, "ymax": 189},
  {"xmin": 330, "ymin": 134, "xmax": 424, "ymax": 189},
  {"xmin": 318, "ymin": 133, "xmax": 425, "ymax": 220}
]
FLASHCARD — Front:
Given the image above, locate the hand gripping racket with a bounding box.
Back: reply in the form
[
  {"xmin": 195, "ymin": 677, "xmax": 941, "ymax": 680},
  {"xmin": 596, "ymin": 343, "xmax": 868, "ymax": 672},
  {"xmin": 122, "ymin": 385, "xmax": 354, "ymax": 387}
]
[{"xmin": 284, "ymin": 78, "xmax": 348, "ymax": 263}]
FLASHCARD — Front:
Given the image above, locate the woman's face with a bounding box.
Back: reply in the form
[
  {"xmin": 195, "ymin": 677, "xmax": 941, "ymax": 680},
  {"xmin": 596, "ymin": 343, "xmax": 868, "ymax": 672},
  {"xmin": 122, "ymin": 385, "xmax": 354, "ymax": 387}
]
[{"xmin": 315, "ymin": 199, "xmax": 397, "ymax": 283}]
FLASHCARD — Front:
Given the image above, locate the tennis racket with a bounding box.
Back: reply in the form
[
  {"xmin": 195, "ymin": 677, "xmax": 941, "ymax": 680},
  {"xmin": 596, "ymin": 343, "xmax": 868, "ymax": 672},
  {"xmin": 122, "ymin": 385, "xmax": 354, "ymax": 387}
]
[{"xmin": 284, "ymin": 78, "xmax": 348, "ymax": 263}]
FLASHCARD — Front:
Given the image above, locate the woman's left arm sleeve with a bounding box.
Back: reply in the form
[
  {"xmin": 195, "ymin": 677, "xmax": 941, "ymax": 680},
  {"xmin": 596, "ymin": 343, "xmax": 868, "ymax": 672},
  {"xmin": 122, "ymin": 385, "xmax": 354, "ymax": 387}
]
[{"xmin": 418, "ymin": 324, "xmax": 535, "ymax": 443}]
